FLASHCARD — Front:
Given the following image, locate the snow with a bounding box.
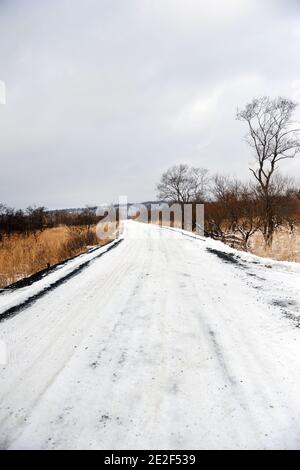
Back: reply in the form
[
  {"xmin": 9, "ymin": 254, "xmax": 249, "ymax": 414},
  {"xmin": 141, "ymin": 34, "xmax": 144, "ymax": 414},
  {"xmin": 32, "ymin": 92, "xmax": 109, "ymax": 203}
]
[
  {"xmin": 0, "ymin": 237, "xmax": 122, "ymax": 319},
  {"xmin": 0, "ymin": 220, "xmax": 300, "ymax": 449}
]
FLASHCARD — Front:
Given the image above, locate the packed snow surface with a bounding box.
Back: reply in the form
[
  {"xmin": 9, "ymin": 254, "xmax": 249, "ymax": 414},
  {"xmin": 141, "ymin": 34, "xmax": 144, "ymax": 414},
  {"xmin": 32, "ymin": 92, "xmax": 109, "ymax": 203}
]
[{"xmin": 0, "ymin": 220, "xmax": 300, "ymax": 450}]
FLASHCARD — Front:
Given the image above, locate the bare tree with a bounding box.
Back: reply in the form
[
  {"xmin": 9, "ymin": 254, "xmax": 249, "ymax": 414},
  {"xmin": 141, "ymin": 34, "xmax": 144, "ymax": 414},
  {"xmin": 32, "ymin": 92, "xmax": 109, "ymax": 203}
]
[
  {"xmin": 207, "ymin": 175, "xmax": 261, "ymax": 250},
  {"xmin": 80, "ymin": 206, "xmax": 97, "ymax": 231},
  {"xmin": 26, "ymin": 206, "xmax": 47, "ymax": 239},
  {"xmin": 234, "ymin": 187, "xmax": 262, "ymax": 250},
  {"xmin": 237, "ymin": 97, "xmax": 300, "ymax": 246},
  {"xmin": 157, "ymin": 164, "xmax": 209, "ymax": 204}
]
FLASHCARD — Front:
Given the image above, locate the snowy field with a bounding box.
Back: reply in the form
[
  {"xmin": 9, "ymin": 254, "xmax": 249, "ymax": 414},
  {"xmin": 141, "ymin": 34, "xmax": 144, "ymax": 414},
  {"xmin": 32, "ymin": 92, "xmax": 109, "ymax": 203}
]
[{"xmin": 0, "ymin": 220, "xmax": 300, "ymax": 449}]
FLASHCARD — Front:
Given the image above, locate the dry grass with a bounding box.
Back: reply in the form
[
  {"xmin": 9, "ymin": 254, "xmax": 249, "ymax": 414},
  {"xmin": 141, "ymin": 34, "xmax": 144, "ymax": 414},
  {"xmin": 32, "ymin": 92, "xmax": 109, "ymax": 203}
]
[
  {"xmin": 249, "ymin": 226, "xmax": 300, "ymax": 262},
  {"xmin": 0, "ymin": 224, "xmax": 115, "ymax": 288}
]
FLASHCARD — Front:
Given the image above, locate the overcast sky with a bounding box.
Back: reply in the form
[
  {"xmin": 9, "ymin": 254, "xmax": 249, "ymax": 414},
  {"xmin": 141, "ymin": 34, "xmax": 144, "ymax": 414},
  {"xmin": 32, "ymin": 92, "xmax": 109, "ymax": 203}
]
[{"xmin": 0, "ymin": 0, "xmax": 300, "ymax": 209}]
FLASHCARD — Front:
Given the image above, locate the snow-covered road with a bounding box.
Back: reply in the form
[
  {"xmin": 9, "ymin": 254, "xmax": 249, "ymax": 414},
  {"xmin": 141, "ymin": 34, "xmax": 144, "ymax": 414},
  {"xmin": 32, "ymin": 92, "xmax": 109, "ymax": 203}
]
[{"xmin": 1, "ymin": 220, "xmax": 300, "ymax": 450}]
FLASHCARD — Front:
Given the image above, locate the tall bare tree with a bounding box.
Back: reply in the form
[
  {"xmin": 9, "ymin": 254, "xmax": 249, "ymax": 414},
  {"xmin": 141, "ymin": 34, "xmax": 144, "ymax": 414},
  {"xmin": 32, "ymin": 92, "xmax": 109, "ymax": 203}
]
[
  {"xmin": 237, "ymin": 97, "xmax": 300, "ymax": 246},
  {"xmin": 156, "ymin": 164, "xmax": 209, "ymax": 204}
]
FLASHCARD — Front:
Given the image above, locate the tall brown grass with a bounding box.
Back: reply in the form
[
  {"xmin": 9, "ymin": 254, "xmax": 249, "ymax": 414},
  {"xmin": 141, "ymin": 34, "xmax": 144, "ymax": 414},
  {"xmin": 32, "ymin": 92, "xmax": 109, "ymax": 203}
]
[
  {"xmin": 0, "ymin": 225, "xmax": 109, "ymax": 288},
  {"xmin": 249, "ymin": 226, "xmax": 300, "ymax": 262}
]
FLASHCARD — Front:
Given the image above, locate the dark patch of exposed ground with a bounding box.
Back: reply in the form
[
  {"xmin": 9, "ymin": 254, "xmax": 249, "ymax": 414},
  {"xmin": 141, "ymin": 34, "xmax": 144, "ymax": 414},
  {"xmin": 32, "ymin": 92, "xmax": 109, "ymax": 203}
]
[
  {"xmin": 206, "ymin": 247, "xmax": 245, "ymax": 267},
  {"xmin": 206, "ymin": 246, "xmax": 300, "ymax": 328},
  {"xmin": 271, "ymin": 299, "xmax": 300, "ymax": 327}
]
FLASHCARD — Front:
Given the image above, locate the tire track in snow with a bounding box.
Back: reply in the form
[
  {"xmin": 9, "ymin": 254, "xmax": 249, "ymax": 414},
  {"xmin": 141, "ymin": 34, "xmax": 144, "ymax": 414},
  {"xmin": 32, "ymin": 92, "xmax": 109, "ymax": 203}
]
[{"xmin": 0, "ymin": 238, "xmax": 123, "ymax": 323}]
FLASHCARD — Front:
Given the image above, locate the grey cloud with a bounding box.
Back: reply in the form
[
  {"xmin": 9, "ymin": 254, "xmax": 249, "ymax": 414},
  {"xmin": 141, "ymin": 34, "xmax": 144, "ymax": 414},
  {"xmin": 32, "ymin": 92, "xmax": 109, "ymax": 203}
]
[{"xmin": 0, "ymin": 0, "xmax": 300, "ymax": 208}]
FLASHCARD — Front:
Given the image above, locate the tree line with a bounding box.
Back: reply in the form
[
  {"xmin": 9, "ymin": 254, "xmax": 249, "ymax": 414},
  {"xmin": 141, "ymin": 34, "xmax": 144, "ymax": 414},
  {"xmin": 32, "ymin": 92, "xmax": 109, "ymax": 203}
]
[
  {"xmin": 156, "ymin": 96, "xmax": 300, "ymax": 250},
  {"xmin": 0, "ymin": 205, "xmax": 100, "ymax": 241}
]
